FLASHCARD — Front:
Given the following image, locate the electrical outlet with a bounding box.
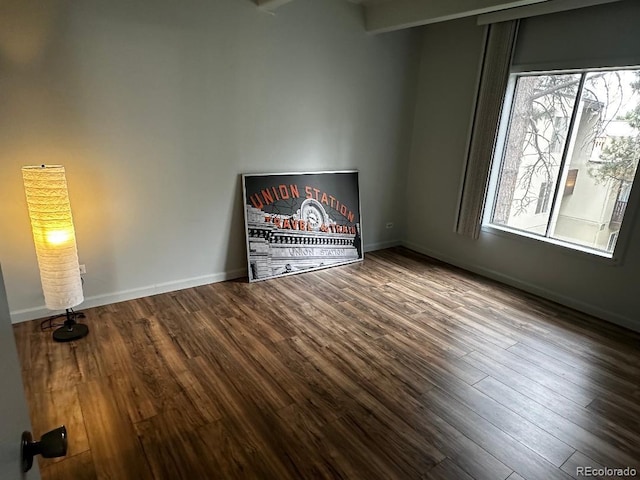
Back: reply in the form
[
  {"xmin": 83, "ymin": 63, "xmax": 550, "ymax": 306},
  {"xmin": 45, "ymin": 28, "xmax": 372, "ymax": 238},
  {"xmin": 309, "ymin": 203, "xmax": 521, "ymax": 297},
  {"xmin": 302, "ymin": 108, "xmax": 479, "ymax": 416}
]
[
  {"xmin": 385, "ymin": 222, "xmax": 394, "ymax": 229},
  {"xmin": 79, "ymin": 264, "xmax": 86, "ymax": 275}
]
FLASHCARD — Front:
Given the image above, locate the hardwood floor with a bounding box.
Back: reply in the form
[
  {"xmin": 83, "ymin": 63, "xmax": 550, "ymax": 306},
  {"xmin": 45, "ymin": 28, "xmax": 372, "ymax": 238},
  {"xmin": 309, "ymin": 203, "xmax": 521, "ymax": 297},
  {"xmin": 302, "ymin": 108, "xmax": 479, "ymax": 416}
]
[{"xmin": 13, "ymin": 247, "xmax": 640, "ymax": 480}]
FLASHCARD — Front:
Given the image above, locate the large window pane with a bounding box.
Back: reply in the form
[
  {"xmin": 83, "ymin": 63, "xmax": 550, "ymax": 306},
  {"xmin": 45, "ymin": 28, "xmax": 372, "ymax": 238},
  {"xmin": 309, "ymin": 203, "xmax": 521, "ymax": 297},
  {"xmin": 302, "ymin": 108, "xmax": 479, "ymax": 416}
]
[
  {"xmin": 488, "ymin": 68, "xmax": 640, "ymax": 257},
  {"xmin": 551, "ymin": 70, "xmax": 640, "ymax": 253},
  {"xmin": 492, "ymin": 73, "xmax": 581, "ymax": 235}
]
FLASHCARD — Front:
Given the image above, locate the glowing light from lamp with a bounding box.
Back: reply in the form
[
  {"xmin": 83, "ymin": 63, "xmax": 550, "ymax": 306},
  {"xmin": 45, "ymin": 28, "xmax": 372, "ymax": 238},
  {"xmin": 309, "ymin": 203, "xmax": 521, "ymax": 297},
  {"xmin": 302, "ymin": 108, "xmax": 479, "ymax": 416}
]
[
  {"xmin": 46, "ymin": 230, "xmax": 72, "ymax": 245},
  {"xmin": 22, "ymin": 165, "xmax": 84, "ymax": 310}
]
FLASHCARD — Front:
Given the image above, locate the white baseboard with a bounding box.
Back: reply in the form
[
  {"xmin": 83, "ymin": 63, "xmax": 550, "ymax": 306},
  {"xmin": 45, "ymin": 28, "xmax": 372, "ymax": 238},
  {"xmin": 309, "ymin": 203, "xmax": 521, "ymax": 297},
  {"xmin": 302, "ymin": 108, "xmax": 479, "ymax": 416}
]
[
  {"xmin": 402, "ymin": 241, "xmax": 640, "ymax": 333},
  {"xmin": 11, "ymin": 240, "xmax": 401, "ymax": 323},
  {"xmin": 11, "ymin": 242, "xmax": 399, "ymax": 323},
  {"xmin": 21, "ymin": 239, "xmax": 631, "ymax": 333},
  {"xmin": 364, "ymin": 239, "xmax": 402, "ymax": 252},
  {"xmin": 10, "ymin": 268, "xmax": 247, "ymax": 324}
]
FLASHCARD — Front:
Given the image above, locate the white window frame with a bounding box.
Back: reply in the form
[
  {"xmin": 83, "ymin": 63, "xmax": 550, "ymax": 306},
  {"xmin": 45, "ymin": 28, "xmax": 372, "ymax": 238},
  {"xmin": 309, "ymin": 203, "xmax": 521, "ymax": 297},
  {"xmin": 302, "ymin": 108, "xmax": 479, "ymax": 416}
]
[{"xmin": 482, "ymin": 66, "xmax": 640, "ymax": 263}]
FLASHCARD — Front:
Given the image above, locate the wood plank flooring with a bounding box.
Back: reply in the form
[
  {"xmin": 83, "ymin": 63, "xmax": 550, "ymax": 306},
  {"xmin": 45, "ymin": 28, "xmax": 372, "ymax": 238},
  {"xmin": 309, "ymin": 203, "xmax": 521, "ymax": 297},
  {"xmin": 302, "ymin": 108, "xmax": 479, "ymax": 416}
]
[{"xmin": 13, "ymin": 247, "xmax": 640, "ymax": 479}]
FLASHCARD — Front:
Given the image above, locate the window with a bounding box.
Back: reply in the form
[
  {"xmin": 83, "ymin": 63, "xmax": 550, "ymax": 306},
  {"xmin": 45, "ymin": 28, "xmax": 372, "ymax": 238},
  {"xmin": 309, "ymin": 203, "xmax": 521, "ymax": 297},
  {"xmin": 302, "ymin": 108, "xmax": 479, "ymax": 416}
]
[
  {"xmin": 485, "ymin": 68, "xmax": 640, "ymax": 256},
  {"xmin": 550, "ymin": 116, "xmax": 568, "ymax": 153},
  {"xmin": 563, "ymin": 169, "xmax": 578, "ymax": 196},
  {"xmin": 535, "ymin": 182, "xmax": 552, "ymax": 214}
]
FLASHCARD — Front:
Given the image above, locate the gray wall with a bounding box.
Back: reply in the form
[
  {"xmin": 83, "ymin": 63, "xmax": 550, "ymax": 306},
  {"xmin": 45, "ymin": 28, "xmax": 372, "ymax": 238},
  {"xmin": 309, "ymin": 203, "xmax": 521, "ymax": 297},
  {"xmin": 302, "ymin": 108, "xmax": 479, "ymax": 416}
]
[
  {"xmin": 5, "ymin": 0, "xmax": 637, "ymax": 332},
  {"xmin": 405, "ymin": 15, "xmax": 640, "ymax": 332},
  {"xmin": 0, "ymin": 0, "xmax": 419, "ymax": 321}
]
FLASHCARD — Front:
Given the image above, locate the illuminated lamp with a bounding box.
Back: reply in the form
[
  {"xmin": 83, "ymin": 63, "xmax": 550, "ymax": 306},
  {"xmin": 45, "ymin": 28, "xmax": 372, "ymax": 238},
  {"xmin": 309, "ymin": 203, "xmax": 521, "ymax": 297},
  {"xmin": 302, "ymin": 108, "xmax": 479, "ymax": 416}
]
[{"xmin": 22, "ymin": 165, "xmax": 88, "ymax": 342}]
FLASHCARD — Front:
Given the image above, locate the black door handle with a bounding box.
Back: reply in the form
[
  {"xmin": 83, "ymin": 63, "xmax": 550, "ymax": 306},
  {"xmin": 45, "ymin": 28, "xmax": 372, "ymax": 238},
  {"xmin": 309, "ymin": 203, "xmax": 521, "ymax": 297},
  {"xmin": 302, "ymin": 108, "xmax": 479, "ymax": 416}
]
[{"xmin": 21, "ymin": 426, "xmax": 68, "ymax": 472}]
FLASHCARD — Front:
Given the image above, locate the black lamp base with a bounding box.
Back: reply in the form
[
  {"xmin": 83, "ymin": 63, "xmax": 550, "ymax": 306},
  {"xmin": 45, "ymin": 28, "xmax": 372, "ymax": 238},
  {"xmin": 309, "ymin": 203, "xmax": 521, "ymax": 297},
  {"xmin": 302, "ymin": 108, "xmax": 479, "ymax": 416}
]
[
  {"xmin": 51, "ymin": 309, "xmax": 89, "ymax": 342},
  {"xmin": 53, "ymin": 323, "xmax": 89, "ymax": 342}
]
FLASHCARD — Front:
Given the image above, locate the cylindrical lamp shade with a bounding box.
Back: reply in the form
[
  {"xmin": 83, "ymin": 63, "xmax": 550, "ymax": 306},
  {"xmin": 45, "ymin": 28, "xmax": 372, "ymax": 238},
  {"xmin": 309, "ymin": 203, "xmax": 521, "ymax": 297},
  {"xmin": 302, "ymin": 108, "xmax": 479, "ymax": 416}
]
[{"xmin": 22, "ymin": 165, "xmax": 84, "ymax": 310}]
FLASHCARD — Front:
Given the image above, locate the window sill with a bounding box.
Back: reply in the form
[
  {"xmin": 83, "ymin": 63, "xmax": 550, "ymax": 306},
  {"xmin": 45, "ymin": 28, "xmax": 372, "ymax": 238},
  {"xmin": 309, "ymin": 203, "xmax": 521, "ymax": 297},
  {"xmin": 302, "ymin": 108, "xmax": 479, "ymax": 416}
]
[{"xmin": 480, "ymin": 224, "xmax": 622, "ymax": 264}]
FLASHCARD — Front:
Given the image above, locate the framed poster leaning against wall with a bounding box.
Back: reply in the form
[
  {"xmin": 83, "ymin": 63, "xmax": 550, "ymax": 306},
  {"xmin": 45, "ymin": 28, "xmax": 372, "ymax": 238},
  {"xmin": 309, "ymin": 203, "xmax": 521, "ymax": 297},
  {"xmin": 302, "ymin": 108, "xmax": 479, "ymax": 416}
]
[{"xmin": 242, "ymin": 171, "xmax": 363, "ymax": 282}]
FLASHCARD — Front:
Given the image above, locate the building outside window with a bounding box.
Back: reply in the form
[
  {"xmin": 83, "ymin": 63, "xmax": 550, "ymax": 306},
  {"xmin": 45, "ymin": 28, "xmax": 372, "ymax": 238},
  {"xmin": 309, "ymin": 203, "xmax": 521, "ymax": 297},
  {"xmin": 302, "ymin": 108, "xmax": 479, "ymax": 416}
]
[
  {"xmin": 535, "ymin": 182, "xmax": 552, "ymax": 215},
  {"xmin": 485, "ymin": 68, "xmax": 640, "ymax": 256}
]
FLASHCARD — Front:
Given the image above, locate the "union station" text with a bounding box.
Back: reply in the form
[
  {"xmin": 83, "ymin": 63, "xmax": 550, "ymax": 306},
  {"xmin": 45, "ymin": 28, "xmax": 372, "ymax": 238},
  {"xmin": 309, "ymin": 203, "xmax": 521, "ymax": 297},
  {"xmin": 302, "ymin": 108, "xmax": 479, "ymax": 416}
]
[{"xmin": 249, "ymin": 184, "xmax": 356, "ymax": 223}]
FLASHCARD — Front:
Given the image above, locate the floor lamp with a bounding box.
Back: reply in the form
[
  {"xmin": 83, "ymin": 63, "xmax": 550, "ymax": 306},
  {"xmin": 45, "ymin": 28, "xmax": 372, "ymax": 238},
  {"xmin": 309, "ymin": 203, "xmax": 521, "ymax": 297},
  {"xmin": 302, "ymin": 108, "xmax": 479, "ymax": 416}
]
[{"xmin": 22, "ymin": 165, "xmax": 89, "ymax": 342}]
